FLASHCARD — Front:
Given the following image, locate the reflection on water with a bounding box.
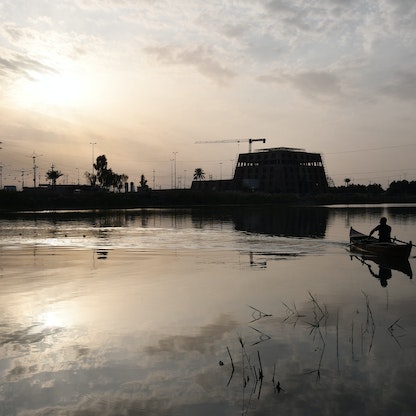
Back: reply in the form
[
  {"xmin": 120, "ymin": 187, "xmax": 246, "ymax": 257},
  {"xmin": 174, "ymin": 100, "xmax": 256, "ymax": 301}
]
[
  {"xmin": 0, "ymin": 205, "xmax": 416, "ymax": 415},
  {"xmin": 350, "ymin": 253, "xmax": 413, "ymax": 287},
  {"xmin": 233, "ymin": 205, "xmax": 329, "ymax": 237}
]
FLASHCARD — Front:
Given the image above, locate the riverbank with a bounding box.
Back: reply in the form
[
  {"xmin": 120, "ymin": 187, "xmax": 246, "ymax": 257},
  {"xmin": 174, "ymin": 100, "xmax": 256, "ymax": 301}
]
[{"xmin": 1, "ymin": 188, "xmax": 416, "ymax": 212}]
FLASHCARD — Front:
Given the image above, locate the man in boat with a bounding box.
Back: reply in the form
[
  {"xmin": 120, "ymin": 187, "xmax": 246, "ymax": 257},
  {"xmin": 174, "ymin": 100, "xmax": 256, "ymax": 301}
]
[{"xmin": 369, "ymin": 217, "xmax": 391, "ymax": 243}]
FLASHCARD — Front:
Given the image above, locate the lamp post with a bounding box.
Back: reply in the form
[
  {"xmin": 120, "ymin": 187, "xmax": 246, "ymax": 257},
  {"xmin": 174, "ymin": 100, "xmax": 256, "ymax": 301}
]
[
  {"xmin": 0, "ymin": 141, "xmax": 2, "ymax": 189},
  {"xmin": 173, "ymin": 152, "xmax": 178, "ymax": 189},
  {"xmin": 31, "ymin": 153, "xmax": 42, "ymax": 188},
  {"xmin": 170, "ymin": 159, "xmax": 174, "ymax": 189},
  {"xmin": 90, "ymin": 142, "xmax": 97, "ymax": 174}
]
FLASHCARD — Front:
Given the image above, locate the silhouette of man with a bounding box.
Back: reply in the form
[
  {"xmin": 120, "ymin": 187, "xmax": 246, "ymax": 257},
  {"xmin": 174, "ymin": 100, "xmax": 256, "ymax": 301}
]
[
  {"xmin": 367, "ymin": 264, "xmax": 392, "ymax": 287},
  {"xmin": 369, "ymin": 217, "xmax": 391, "ymax": 243}
]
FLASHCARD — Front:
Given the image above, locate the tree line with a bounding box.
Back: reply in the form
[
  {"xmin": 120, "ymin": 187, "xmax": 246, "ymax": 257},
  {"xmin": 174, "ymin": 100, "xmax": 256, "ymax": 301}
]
[
  {"xmin": 331, "ymin": 180, "xmax": 416, "ymax": 194},
  {"xmin": 45, "ymin": 155, "xmax": 132, "ymax": 191},
  {"xmin": 46, "ymin": 156, "xmax": 207, "ymax": 190}
]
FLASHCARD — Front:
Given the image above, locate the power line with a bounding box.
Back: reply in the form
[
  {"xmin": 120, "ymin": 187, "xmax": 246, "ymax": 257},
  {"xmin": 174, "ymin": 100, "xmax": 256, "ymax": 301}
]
[
  {"xmin": 326, "ymin": 143, "xmax": 416, "ymax": 155},
  {"xmin": 330, "ymin": 167, "xmax": 416, "ymax": 177}
]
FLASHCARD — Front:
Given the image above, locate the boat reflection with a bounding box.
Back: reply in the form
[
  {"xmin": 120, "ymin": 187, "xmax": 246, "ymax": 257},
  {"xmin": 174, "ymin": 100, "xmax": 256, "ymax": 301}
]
[{"xmin": 350, "ymin": 252, "xmax": 413, "ymax": 286}]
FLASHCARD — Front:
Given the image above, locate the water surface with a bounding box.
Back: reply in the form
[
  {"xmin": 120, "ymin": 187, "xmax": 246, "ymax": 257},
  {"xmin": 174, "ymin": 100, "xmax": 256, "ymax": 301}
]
[{"xmin": 1, "ymin": 205, "xmax": 415, "ymax": 415}]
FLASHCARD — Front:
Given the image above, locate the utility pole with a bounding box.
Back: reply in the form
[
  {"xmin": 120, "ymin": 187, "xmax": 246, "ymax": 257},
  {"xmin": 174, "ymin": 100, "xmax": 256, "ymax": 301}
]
[
  {"xmin": 31, "ymin": 153, "xmax": 43, "ymax": 188},
  {"xmin": 173, "ymin": 152, "xmax": 178, "ymax": 189},
  {"xmin": 20, "ymin": 169, "xmax": 29, "ymax": 189},
  {"xmin": 33, "ymin": 155, "xmax": 37, "ymax": 187}
]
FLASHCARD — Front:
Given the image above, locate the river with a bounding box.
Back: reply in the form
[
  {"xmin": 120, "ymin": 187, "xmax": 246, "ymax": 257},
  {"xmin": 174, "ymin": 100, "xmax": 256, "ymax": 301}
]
[{"xmin": 0, "ymin": 204, "xmax": 415, "ymax": 415}]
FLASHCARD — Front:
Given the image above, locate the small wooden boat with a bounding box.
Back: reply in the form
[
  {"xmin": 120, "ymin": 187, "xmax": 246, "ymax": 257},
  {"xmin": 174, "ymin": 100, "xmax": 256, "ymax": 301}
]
[{"xmin": 350, "ymin": 227, "xmax": 412, "ymax": 259}]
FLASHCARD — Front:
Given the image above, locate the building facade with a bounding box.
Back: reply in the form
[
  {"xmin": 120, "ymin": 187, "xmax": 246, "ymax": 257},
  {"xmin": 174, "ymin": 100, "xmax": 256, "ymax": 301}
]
[{"xmin": 233, "ymin": 147, "xmax": 328, "ymax": 193}]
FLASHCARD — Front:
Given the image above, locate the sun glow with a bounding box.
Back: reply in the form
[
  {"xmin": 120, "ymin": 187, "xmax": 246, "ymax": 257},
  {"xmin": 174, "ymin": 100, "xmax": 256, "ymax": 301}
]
[
  {"xmin": 39, "ymin": 304, "xmax": 75, "ymax": 329},
  {"xmin": 40, "ymin": 310, "xmax": 65, "ymax": 327},
  {"xmin": 14, "ymin": 70, "xmax": 88, "ymax": 112}
]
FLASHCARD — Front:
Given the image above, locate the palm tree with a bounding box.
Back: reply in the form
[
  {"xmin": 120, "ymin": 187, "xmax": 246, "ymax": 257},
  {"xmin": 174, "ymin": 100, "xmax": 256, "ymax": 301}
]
[
  {"xmin": 193, "ymin": 168, "xmax": 205, "ymax": 181},
  {"xmin": 46, "ymin": 165, "xmax": 63, "ymax": 186}
]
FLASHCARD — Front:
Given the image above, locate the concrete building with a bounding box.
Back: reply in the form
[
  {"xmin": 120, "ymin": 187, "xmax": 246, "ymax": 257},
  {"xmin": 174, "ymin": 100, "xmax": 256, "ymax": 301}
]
[
  {"xmin": 233, "ymin": 147, "xmax": 328, "ymax": 193},
  {"xmin": 192, "ymin": 147, "xmax": 329, "ymax": 193}
]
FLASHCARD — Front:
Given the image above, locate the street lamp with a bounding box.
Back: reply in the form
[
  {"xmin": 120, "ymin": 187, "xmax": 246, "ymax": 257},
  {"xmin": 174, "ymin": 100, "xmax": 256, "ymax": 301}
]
[
  {"xmin": 173, "ymin": 152, "xmax": 178, "ymax": 189},
  {"xmin": 170, "ymin": 159, "xmax": 174, "ymax": 189},
  {"xmin": 0, "ymin": 141, "xmax": 2, "ymax": 189},
  {"xmin": 90, "ymin": 142, "xmax": 97, "ymax": 174}
]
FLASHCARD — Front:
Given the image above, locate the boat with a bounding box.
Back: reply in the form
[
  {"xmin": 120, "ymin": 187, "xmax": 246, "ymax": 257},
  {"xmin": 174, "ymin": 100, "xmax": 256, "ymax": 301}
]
[{"xmin": 349, "ymin": 227, "xmax": 412, "ymax": 259}]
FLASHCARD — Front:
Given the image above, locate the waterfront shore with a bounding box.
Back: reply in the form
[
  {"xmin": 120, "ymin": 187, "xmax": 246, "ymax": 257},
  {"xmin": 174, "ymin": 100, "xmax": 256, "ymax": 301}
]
[{"xmin": 1, "ymin": 188, "xmax": 416, "ymax": 212}]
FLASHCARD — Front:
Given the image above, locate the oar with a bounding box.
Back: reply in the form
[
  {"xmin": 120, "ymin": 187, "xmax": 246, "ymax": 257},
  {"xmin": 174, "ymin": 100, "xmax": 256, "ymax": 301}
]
[
  {"xmin": 351, "ymin": 254, "xmax": 372, "ymax": 267},
  {"xmin": 393, "ymin": 237, "xmax": 416, "ymax": 248}
]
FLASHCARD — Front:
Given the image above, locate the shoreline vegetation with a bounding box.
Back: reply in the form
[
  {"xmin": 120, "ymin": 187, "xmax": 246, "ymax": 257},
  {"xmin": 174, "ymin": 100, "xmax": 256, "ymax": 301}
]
[{"xmin": 1, "ymin": 188, "xmax": 416, "ymax": 213}]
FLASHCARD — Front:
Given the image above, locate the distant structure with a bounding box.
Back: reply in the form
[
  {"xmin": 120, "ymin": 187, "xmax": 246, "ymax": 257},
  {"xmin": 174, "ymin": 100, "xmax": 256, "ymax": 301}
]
[
  {"xmin": 234, "ymin": 147, "xmax": 328, "ymax": 193},
  {"xmin": 192, "ymin": 147, "xmax": 329, "ymax": 194}
]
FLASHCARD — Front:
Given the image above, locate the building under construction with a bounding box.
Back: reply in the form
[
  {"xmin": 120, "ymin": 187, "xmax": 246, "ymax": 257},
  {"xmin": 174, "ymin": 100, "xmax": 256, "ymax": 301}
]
[
  {"xmin": 192, "ymin": 147, "xmax": 329, "ymax": 194},
  {"xmin": 234, "ymin": 147, "xmax": 328, "ymax": 193}
]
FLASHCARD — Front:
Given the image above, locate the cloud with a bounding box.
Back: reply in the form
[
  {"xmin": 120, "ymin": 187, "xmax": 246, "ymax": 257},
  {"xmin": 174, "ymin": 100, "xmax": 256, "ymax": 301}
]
[
  {"xmin": 258, "ymin": 69, "xmax": 343, "ymax": 100},
  {"xmin": 145, "ymin": 314, "xmax": 237, "ymax": 354},
  {"xmin": 3, "ymin": 23, "xmax": 36, "ymax": 43},
  {"xmin": 0, "ymin": 50, "xmax": 56, "ymax": 82},
  {"xmin": 289, "ymin": 70, "xmax": 342, "ymax": 97},
  {"xmin": 380, "ymin": 0, "xmax": 416, "ymax": 32},
  {"xmin": 380, "ymin": 71, "xmax": 416, "ymax": 101},
  {"xmin": 144, "ymin": 44, "xmax": 236, "ymax": 85},
  {"xmin": 263, "ymin": 0, "xmax": 364, "ymax": 37},
  {"xmin": 1, "ymin": 21, "xmax": 98, "ymax": 63},
  {"xmin": 74, "ymin": 0, "xmax": 164, "ymax": 11}
]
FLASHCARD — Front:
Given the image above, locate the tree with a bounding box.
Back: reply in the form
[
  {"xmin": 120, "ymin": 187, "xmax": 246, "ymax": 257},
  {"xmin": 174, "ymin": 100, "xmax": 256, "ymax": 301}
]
[
  {"xmin": 117, "ymin": 174, "xmax": 129, "ymax": 192},
  {"xmin": 88, "ymin": 155, "xmax": 128, "ymax": 191},
  {"xmin": 46, "ymin": 165, "xmax": 63, "ymax": 186},
  {"xmin": 139, "ymin": 174, "xmax": 148, "ymax": 189},
  {"xmin": 85, "ymin": 171, "xmax": 97, "ymax": 186},
  {"xmin": 94, "ymin": 155, "xmax": 109, "ymax": 187},
  {"xmin": 344, "ymin": 178, "xmax": 351, "ymax": 186},
  {"xmin": 193, "ymin": 168, "xmax": 205, "ymax": 181}
]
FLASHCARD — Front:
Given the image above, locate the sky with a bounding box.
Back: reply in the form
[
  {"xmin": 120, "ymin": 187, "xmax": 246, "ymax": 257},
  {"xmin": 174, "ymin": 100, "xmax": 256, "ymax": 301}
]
[{"xmin": 0, "ymin": 0, "xmax": 415, "ymax": 189}]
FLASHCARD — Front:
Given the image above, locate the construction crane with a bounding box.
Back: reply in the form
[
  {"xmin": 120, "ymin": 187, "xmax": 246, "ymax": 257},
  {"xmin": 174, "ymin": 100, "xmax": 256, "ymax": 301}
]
[{"xmin": 195, "ymin": 138, "xmax": 266, "ymax": 153}]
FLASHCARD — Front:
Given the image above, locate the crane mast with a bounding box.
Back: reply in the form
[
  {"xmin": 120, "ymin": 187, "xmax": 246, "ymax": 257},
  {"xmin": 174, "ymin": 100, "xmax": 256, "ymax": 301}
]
[{"xmin": 195, "ymin": 138, "xmax": 266, "ymax": 153}]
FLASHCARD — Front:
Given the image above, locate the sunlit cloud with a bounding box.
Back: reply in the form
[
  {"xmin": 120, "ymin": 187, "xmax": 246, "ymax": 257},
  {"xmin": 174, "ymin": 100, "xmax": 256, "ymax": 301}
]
[
  {"xmin": 0, "ymin": 49, "xmax": 56, "ymax": 82},
  {"xmin": 144, "ymin": 44, "xmax": 236, "ymax": 85}
]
